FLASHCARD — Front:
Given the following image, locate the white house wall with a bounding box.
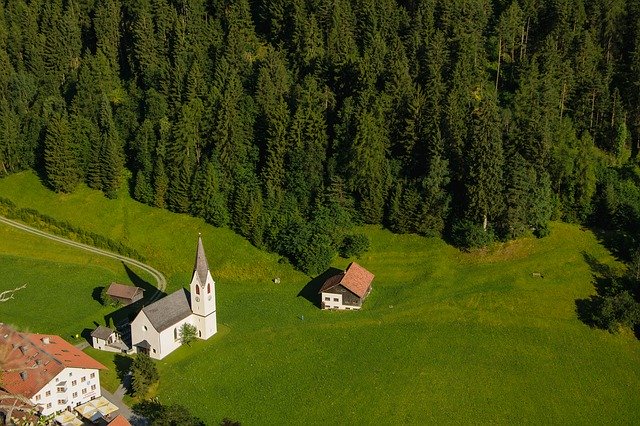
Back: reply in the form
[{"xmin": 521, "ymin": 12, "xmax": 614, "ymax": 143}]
[
  {"xmin": 320, "ymin": 292, "xmax": 361, "ymax": 310},
  {"xmin": 192, "ymin": 311, "xmax": 217, "ymax": 340},
  {"xmin": 131, "ymin": 312, "xmax": 161, "ymax": 359},
  {"xmin": 32, "ymin": 367, "xmax": 101, "ymax": 415},
  {"xmin": 155, "ymin": 316, "xmax": 194, "ymax": 360}
]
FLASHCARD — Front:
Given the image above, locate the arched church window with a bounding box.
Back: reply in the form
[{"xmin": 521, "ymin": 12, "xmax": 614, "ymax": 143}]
[
  {"xmin": 196, "ymin": 285, "xmax": 200, "ymax": 295},
  {"xmin": 207, "ymin": 283, "xmax": 211, "ymax": 294}
]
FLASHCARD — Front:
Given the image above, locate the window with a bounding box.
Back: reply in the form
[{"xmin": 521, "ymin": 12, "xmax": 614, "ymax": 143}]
[
  {"xmin": 72, "ymin": 392, "xmax": 77, "ymax": 398},
  {"xmin": 196, "ymin": 285, "xmax": 200, "ymax": 295},
  {"xmin": 57, "ymin": 399, "xmax": 65, "ymax": 404},
  {"xmin": 57, "ymin": 387, "xmax": 65, "ymax": 392},
  {"xmin": 91, "ymin": 385, "xmax": 96, "ymax": 391},
  {"xmin": 90, "ymin": 373, "xmax": 95, "ymax": 379},
  {"xmin": 69, "ymin": 372, "xmax": 72, "ymax": 376},
  {"xmin": 152, "ymin": 348, "xmax": 156, "ymax": 353},
  {"xmin": 35, "ymin": 395, "xmax": 41, "ymax": 401},
  {"xmin": 325, "ymin": 297, "xmax": 330, "ymax": 301},
  {"xmin": 333, "ymin": 298, "xmax": 339, "ymax": 302},
  {"xmin": 81, "ymin": 376, "xmax": 86, "ymax": 383},
  {"xmin": 45, "ymin": 391, "xmax": 51, "ymax": 397},
  {"xmin": 142, "ymin": 325, "xmax": 147, "ymax": 332},
  {"xmin": 46, "ymin": 403, "xmax": 52, "ymax": 409},
  {"xmin": 174, "ymin": 328, "xmax": 178, "ymax": 341},
  {"xmin": 207, "ymin": 283, "xmax": 211, "ymax": 294},
  {"xmin": 82, "ymin": 388, "xmax": 87, "ymax": 394},
  {"xmin": 71, "ymin": 380, "xmax": 77, "ymax": 386}
]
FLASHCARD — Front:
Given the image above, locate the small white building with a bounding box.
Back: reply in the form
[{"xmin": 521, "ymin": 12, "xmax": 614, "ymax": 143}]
[
  {"xmin": 130, "ymin": 235, "xmax": 217, "ymax": 359},
  {"xmin": 319, "ymin": 262, "xmax": 374, "ymax": 310},
  {"xmin": 0, "ymin": 324, "xmax": 106, "ymax": 417},
  {"xmin": 90, "ymin": 326, "xmax": 128, "ymax": 353}
]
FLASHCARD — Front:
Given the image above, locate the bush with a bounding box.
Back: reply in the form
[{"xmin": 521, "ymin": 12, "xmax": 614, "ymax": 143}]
[
  {"xmin": 339, "ymin": 233, "xmax": 369, "ymax": 258},
  {"xmin": 449, "ymin": 219, "xmax": 494, "ymax": 250}
]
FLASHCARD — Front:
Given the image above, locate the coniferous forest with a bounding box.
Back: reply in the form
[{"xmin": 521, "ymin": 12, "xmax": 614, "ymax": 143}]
[{"xmin": 1, "ymin": 0, "xmax": 640, "ymax": 287}]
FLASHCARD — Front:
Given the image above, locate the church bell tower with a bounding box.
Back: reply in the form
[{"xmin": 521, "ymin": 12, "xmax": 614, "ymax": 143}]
[{"xmin": 189, "ymin": 234, "xmax": 217, "ymax": 339}]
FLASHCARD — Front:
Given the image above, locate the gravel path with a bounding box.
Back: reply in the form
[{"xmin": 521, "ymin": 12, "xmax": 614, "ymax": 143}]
[{"xmin": 0, "ymin": 215, "xmax": 166, "ymax": 300}]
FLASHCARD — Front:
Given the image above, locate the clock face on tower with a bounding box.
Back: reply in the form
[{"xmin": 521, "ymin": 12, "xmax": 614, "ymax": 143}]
[
  {"xmin": 208, "ymin": 295, "xmax": 212, "ymax": 301},
  {"xmin": 195, "ymin": 296, "xmax": 200, "ymax": 302}
]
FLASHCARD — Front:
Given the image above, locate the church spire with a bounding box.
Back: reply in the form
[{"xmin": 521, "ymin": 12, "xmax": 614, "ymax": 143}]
[{"xmin": 194, "ymin": 234, "xmax": 209, "ymax": 285}]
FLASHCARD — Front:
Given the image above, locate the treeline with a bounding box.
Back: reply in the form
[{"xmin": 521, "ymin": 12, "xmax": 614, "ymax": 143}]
[
  {"xmin": 0, "ymin": 197, "xmax": 144, "ymax": 260},
  {"xmin": 1, "ymin": 0, "xmax": 640, "ymax": 274}
]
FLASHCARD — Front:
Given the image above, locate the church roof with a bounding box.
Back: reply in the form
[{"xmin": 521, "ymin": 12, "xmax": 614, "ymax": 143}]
[
  {"xmin": 140, "ymin": 288, "xmax": 192, "ymax": 332},
  {"xmin": 193, "ymin": 235, "xmax": 209, "ymax": 285}
]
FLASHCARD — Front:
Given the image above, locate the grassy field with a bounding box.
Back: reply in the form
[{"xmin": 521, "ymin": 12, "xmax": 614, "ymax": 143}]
[
  {"xmin": 0, "ymin": 171, "xmax": 639, "ymax": 424},
  {"xmin": 0, "ymin": 221, "xmax": 155, "ymax": 340}
]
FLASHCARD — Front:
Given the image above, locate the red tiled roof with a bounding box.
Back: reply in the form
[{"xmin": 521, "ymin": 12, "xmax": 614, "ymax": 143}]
[
  {"xmin": 0, "ymin": 324, "xmax": 106, "ymax": 398},
  {"xmin": 319, "ymin": 262, "xmax": 374, "ymax": 299},
  {"xmin": 106, "ymin": 283, "xmax": 143, "ymax": 300},
  {"xmin": 108, "ymin": 415, "xmax": 132, "ymax": 426}
]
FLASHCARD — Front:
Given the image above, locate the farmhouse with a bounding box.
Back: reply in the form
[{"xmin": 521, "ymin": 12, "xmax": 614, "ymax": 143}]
[
  {"xmin": 105, "ymin": 282, "xmax": 144, "ymax": 306},
  {"xmin": 319, "ymin": 262, "xmax": 374, "ymax": 310},
  {"xmin": 0, "ymin": 324, "xmax": 106, "ymax": 417},
  {"xmin": 130, "ymin": 235, "xmax": 217, "ymax": 359}
]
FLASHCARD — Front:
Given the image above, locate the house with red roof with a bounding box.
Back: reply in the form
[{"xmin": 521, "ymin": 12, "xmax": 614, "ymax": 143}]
[
  {"xmin": 0, "ymin": 324, "xmax": 106, "ymax": 416},
  {"xmin": 319, "ymin": 262, "xmax": 374, "ymax": 310}
]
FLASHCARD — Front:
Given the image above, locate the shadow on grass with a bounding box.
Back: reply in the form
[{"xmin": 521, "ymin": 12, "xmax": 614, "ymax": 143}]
[
  {"xmin": 576, "ymin": 251, "xmax": 639, "ymax": 338},
  {"xmin": 589, "ymin": 227, "xmax": 637, "ymax": 263},
  {"xmin": 102, "ymin": 262, "xmax": 166, "ymax": 331},
  {"xmin": 123, "ymin": 261, "xmax": 164, "ymax": 302},
  {"xmin": 92, "ymin": 286, "xmax": 104, "ymax": 304},
  {"xmin": 80, "ymin": 327, "xmax": 94, "ymax": 345},
  {"xmin": 114, "ymin": 353, "xmax": 133, "ymax": 383},
  {"xmin": 298, "ymin": 267, "xmax": 342, "ymax": 308}
]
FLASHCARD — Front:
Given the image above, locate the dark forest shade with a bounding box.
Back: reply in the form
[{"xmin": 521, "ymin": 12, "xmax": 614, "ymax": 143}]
[{"xmin": 1, "ymin": 0, "xmax": 640, "ymax": 273}]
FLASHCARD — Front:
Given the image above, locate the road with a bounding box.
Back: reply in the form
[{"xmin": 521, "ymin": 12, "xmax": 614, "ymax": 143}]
[{"xmin": 0, "ymin": 215, "xmax": 166, "ymax": 300}]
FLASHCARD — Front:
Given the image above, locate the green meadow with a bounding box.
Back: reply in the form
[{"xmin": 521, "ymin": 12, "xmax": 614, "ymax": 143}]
[{"xmin": 0, "ymin": 171, "xmax": 638, "ymax": 424}]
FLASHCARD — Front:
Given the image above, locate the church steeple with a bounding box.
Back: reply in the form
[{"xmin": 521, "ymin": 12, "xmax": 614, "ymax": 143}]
[
  {"xmin": 193, "ymin": 233, "xmax": 209, "ymax": 286},
  {"xmin": 189, "ymin": 234, "xmax": 217, "ymax": 339}
]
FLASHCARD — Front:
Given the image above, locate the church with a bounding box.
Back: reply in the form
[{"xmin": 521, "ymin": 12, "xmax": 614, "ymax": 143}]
[{"xmin": 130, "ymin": 235, "xmax": 217, "ymax": 360}]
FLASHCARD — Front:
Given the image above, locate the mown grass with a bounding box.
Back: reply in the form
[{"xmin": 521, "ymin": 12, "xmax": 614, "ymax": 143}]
[
  {"xmin": 0, "ymin": 222, "xmax": 154, "ymax": 340},
  {"xmin": 0, "ymin": 171, "xmax": 639, "ymax": 424}
]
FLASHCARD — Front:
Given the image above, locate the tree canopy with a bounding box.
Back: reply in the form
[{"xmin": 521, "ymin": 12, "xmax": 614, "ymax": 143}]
[{"xmin": 1, "ymin": 0, "xmax": 640, "ymax": 276}]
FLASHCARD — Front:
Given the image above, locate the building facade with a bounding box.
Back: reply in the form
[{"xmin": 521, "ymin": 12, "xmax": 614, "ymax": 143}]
[{"xmin": 0, "ymin": 324, "xmax": 105, "ymax": 416}]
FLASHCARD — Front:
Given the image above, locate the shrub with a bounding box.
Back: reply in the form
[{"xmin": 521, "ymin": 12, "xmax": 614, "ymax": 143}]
[
  {"xmin": 339, "ymin": 233, "xmax": 369, "ymax": 258},
  {"xmin": 450, "ymin": 219, "xmax": 493, "ymax": 250}
]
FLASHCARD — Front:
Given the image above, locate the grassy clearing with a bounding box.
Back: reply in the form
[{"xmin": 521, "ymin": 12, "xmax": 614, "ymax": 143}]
[{"xmin": 0, "ymin": 171, "xmax": 639, "ymax": 424}]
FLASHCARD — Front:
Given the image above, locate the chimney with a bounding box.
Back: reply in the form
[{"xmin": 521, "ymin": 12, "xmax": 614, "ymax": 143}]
[
  {"xmin": 19, "ymin": 371, "xmax": 27, "ymax": 381},
  {"xmin": 41, "ymin": 337, "xmax": 50, "ymax": 345}
]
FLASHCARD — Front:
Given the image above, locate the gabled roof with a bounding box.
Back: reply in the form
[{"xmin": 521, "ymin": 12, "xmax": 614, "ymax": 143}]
[
  {"xmin": 139, "ymin": 288, "xmax": 192, "ymax": 332},
  {"xmin": 90, "ymin": 326, "xmax": 115, "ymax": 341},
  {"xmin": 109, "ymin": 415, "xmax": 132, "ymax": 426},
  {"xmin": 0, "ymin": 324, "xmax": 106, "ymax": 398},
  {"xmin": 319, "ymin": 262, "xmax": 374, "ymax": 299},
  {"xmin": 106, "ymin": 283, "xmax": 144, "ymax": 300},
  {"xmin": 193, "ymin": 235, "xmax": 209, "ymax": 285}
]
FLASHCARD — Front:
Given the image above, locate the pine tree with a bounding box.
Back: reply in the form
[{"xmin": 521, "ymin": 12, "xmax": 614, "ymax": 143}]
[
  {"xmin": 466, "ymin": 85, "xmax": 504, "ymax": 231},
  {"xmin": 98, "ymin": 96, "xmax": 122, "ymax": 199},
  {"xmin": 44, "ymin": 111, "xmax": 79, "ymax": 193}
]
